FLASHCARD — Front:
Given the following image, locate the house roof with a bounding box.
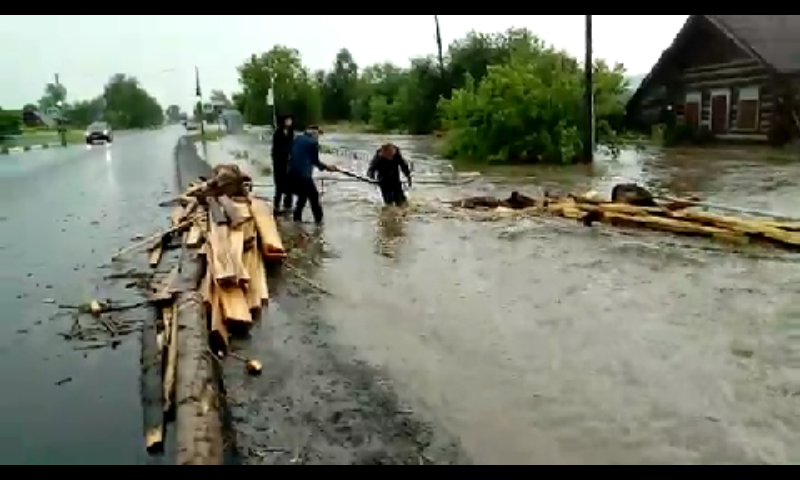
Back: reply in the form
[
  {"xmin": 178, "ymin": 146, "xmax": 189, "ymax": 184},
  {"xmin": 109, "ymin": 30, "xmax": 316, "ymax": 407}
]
[
  {"xmin": 627, "ymin": 15, "xmax": 800, "ymax": 113},
  {"xmin": 709, "ymin": 15, "xmax": 800, "ymax": 73}
]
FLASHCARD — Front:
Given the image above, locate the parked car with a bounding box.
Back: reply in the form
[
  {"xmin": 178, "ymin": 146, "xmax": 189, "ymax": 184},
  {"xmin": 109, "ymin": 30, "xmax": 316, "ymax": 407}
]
[
  {"xmin": 185, "ymin": 121, "xmax": 200, "ymax": 132},
  {"xmin": 85, "ymin": 122, "xmax": 113, "ymax": 144}
]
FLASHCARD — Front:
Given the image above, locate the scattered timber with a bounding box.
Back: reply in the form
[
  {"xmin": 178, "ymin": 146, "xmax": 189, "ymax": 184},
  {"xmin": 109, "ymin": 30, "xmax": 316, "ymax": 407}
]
[{"xmin": 452, "ymin": 186, "xmax": 800, "ymax": 250}]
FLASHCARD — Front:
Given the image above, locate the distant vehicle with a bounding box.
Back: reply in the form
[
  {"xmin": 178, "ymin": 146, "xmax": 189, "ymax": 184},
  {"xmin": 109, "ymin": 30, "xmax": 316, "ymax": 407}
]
[
  {"xmin": 85, "ymin": 122, "xmax": 113, "ymax": 144},
  {"xmin": 185, "ymin": 121, "xmax": 200, "ymax": 132}
]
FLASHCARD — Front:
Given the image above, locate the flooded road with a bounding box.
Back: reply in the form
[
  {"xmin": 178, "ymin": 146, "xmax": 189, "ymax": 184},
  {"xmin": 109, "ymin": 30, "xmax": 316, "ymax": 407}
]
[{"xmin": 219, "ymin": 132, "xmax": 799, "ymax": 465}]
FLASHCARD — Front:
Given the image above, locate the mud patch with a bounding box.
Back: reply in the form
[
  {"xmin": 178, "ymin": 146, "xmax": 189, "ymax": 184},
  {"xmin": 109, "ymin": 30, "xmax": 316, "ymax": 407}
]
[{"xmin": 224, "ymin": 282, "xmax": 469, "ymax": 465}]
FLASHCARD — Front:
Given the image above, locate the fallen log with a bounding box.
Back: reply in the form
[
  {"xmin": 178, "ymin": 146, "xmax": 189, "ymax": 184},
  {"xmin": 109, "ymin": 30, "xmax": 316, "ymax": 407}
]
[
  {"xmin": 140, "ymin": 307, "xmax": 164, "ymax": 454},
  {"xmin": 163, "ymin": 303, "xmax": 179, "ymax": 415},
  {"xmin": 174, "ymin": 252, "xmax": 224, "ymax": 466}
]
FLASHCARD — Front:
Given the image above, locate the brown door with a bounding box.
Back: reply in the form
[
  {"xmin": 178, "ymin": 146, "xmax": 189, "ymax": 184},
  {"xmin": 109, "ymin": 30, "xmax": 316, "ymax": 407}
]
[
  {"xmin": 684, "ymin": 102, "xmax": 700, "ymax": 127},
  {"xmin": 711, "ymin": 95, "xmax": 728, "ymax": 133}
]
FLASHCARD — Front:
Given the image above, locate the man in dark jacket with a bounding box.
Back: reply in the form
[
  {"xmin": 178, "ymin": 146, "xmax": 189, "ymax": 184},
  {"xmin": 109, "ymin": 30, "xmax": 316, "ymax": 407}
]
[
  {"xmin": 367, "ymin": 143, "xmax": 412, "ymax": 206},
  {"xmin": 288, "ymin": 125, "xmax": 338, "ymax": 224},
  {"xmin": 271, "ymin": 115, "xmax": 295, "ymax": 213}
]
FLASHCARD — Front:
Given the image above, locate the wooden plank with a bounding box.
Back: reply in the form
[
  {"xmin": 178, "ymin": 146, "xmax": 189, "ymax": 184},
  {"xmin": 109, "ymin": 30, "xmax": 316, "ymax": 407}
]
[
  {"xmin": 208, "ymin": 221, "xmax": 236, "ymax": 285},
  {"xmin": 206, "ymin": 249, "xmax": 252, "ymax": 328},
  {"xmin": 229, "ymin": 226, "xmax": 249, "ymax": 285},
  {"xmin": 243, "ymin": 247, "xmax": 269, "ymax": 310},
  {"xmin": 249, "ymin": 197, "xmax": 286, "ymax": 261},
  {"xmin": 684, "ymin": 59, "xmax": 759, "ymax": 75},
  {"xmin": 185, "ymin": 223, "xmax": 203, "ymax": 248},
  {"xmin": 218, "ymin": 284, "xmax": 252, "ymax": 327},
  {"xmin": 218, "ymin": 195, "xmax": 247, "ymax": 228},
  {"xmin": 207, "ymin": 197, "xmax": 229, "ymax": 225},
  {"xmin": 209, "ymin": 283, "xmax": 229, "ymax": 356},
  {"xmin": 148, "ymin": 242, "xmax": 163, "ymax": 269}
]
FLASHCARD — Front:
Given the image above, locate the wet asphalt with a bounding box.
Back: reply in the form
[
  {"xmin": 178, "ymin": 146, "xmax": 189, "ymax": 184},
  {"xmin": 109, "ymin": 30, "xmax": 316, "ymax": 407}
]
[{"xmin": 0, "ymin": 127, "xmax": 185, "ymax": 465}]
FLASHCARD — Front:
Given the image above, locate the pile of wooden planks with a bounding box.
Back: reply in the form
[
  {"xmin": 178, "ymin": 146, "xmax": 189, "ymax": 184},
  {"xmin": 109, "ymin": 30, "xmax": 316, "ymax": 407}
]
[
  {"xmin": 453, "ymin": 189, "xmax": 800, "ymax": 250},
  {"xmin": 155, "ymin": 164, "xmax": 286, "ymax": 355},
  {"xmin": 136, "ymin": 164, "xmax": 285, "ymax": 458}
]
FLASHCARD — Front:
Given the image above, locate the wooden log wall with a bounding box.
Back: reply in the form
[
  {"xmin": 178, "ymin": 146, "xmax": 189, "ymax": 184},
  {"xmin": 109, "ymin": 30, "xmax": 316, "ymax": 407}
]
[{"xmin": 675, "ymin": 59, "xmax": 774, "ymax": 134}]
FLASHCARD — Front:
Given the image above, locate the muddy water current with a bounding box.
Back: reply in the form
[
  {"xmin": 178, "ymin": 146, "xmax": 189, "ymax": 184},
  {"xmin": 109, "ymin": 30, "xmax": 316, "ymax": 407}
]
[{"xmin": 216, "ymin": 132, "xmax": 800, "ymax": 465}]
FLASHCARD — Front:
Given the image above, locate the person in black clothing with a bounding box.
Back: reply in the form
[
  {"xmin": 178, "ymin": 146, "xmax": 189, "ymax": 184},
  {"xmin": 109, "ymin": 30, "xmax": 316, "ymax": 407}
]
[
  {"xmin": 271, "ymin": 115, "xmax": 295, "ymax": 213},
  {"xmin": 367, "ymin": 143, "xmax": 413, "ymax": 206}
]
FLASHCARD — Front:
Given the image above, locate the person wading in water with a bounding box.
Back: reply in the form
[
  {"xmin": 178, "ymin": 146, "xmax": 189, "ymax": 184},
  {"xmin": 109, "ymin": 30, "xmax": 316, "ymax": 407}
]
[
  {"xmin": 271, "ymin": 115, "xmax": 295, "ymax": 214},
  {"xmin": 367, "ymin": 143, "xmax": 413, "ymax": 207},
  {"xmin": 288, "ymin": 125, "xmax": 338, "ymax": 224}
]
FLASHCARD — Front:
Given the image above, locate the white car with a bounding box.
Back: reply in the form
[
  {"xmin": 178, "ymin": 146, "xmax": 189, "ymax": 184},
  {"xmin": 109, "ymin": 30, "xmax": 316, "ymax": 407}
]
[{"xmin": 85, "ymin": 122, "xmax": 113, "ymax": 144}]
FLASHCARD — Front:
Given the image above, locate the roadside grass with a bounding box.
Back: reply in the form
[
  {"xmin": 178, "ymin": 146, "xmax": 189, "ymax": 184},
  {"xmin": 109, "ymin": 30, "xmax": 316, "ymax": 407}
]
[
  {"xmin": 187, "ymin": 129, "xmax": 227, "ymax": 143},
  {"xmin": 1, "ymin": 129, "xmax": 85, "ymax": 150}
]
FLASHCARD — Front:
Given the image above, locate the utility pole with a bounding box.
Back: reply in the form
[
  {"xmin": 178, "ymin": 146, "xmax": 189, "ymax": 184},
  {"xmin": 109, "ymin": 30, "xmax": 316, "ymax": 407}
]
[
  {"xmin": 434, "ymin": 15, "xmax": 445, "ymax": 77},
  {"xmin": 195, "ymin": 66, "xmax": 206, "ymax": 140},
  {"xmin": 583, "ymin": 15, "xmax": 595, "ymax": 163},
  {"xmin": 268, "ymin": 74, "xmax": 276, "ymax": 131},
  {"xmin": 54, "ymin": 73, "xmax": 67, "ymax": 147}
]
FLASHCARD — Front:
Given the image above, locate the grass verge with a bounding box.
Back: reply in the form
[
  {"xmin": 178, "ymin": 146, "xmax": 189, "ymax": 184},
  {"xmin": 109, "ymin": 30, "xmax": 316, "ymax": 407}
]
[{"xmin": 187, "ymin": 129, "xmax": 227, "ymax": 143}]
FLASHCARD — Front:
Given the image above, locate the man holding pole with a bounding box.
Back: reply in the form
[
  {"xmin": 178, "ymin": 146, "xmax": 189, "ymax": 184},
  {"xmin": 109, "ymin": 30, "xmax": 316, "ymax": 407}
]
[
  {"xmin": 367, "ymin": 143, "xmax": 412, "ymax": 207},
  {"xmin": 287, "ymin": 125, "xmax": 338, "ymax": 225}
]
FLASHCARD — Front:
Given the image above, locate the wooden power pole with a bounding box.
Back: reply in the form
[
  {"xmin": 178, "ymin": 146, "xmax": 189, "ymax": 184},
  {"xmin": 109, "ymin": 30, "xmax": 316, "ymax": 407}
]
[
  {"xmin": 195, "ymin": 66, "xmax": 206, "ymax": 140},
  {"xmin": 434, "ymin": 15, "xmax": 445, "ymax": 76},
  {"xmin": 583, "ymin": 15, "xmax": 595, "ymax": 162},
  {"xmin": 54, "ymin": 73, "xmax": 67, "ymax": 147}
]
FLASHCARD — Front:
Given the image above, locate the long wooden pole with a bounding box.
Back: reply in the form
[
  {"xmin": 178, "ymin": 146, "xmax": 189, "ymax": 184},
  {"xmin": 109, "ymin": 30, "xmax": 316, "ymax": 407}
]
[
  {"xmin": 434, "ymin": 15, "xmax": 445, "ymax": 76},
  {"xmin": 583, "ymin": 15, "xmax": 595, "ymax": 163}
]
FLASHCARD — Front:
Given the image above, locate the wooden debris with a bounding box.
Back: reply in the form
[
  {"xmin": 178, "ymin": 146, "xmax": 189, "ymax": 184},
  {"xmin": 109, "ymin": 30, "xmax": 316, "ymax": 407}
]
[
  {"xmin": 148, "ymin": 242, "xmax": 163, "ymax": 268},
  {"xmin": 163, "ymin": 304, "xmax": 179, "ymax": 414},
  {"xmin": 452, "ymin": 184, "xmax": 800, "ymax": 251},
  {"xmin": 250, "ymin": 198, "xmax": 286, "ymax": 261},
  {"xmin": 141, "ymin": 308, "xmax": 164, "ymax": 454}
]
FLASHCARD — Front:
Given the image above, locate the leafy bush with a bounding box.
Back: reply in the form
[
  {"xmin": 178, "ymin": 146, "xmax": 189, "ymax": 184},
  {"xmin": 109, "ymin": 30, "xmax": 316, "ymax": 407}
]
[{"xmin": 0, "ymin": 109, "xmax": 22, "ymax": 139}]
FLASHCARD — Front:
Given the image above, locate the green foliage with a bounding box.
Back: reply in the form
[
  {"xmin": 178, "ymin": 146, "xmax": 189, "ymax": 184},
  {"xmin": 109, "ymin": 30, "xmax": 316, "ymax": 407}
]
[
  {"xmin": 165, "ymin": 105, "xmax": 183, "ymax": 124},
  {"xmin": 440, "ymin": 34, "xmax": 628, "ymax": 164},
  {"xmin": 236, "ymin": 46, "xmax": 322, "ymax": 129},
  {"xmin": 0, "ymin": 108, "xmax": 22, "ymax": 139},
  {"xmin": 103, "ymin": 74, "xmax": 164, "ymax": 129},
  {"xmin": 64, "ymin": 98, "xmax": 105, "ymax": 128},
  {"xmin": 232, "ymin": 27, "xmax": 630, "ymax": 164}
]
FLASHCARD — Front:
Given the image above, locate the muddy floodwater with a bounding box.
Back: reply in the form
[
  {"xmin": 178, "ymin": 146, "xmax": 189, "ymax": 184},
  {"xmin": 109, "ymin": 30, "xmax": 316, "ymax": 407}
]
[{"xmin": 216, "ymin": 132, "xmax": 800, "ymax": 465}]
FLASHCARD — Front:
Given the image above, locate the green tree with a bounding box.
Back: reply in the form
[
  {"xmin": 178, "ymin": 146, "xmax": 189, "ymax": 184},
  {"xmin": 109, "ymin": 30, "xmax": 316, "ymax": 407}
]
[
  {"xmin": 65, "ymin": 97, "xmax": 105, "ymax": 128},
  {"xmin": 321, "ymin": 48, "xmax": 359, "ymax": 122},
  {"xmin": 0, "ymin": 108, "xmax": 22, "ymax": 139},
  {"xmin": 103, "ymin": 74, "xmax": 164, "ymax": 129},
  {"xmin": 38, "ymin": 83, "xmax": 67, "ymax": 111},
  {"xmin": 165, "ymin": 105, "xmax": 183, "ymax": 124},
  {"xmin": 236, "ymin": 46, "xmax": 322, "ymax": 128},
  {"xmin": 439, "ymin": 39, "xmax": 627, "ymax": 164}
]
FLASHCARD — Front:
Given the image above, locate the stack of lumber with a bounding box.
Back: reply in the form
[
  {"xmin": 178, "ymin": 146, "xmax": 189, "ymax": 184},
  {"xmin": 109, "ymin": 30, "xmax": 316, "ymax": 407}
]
[
  {"xmin": 140, "ymin": 164, "xmax": 285, "ymax": 455},
  {"xmin": 151, "ymin": 164, "xmax": 286, "ymax": 355},
  {"xmin": 452, "ymin": 188, "xmax": 800, "ymax": 250}
]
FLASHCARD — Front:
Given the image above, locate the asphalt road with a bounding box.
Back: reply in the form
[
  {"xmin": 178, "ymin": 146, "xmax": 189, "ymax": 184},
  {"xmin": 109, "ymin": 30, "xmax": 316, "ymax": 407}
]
[{"xmin": 0, "ymin": 127, "xmax": 187, "ymax": 465}]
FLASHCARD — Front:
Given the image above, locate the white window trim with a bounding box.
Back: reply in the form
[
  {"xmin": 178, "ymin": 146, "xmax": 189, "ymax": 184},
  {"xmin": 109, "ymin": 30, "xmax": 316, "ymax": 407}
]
[
  {"xmin": 736, "ymin": 86, "xmax": 761, "ymax": 131},
  {"xmin": 710, "ymin": 88, "xmax": 731, "ymax": 132}
]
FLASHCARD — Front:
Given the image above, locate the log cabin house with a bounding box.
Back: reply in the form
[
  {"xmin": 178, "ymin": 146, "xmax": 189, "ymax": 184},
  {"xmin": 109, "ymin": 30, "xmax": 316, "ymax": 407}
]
[{"xmin": 626, "ymin": 15, "xmax": 800, "ymax": 144}]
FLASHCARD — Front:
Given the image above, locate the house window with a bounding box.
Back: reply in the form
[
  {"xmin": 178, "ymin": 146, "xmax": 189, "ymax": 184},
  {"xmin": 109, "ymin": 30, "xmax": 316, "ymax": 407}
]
[
  {"xmin": 684, "ymin": 92, "xmax": 702, "ymax": 127},
  {"xmin": 736, "ymin": 86, "xmax": 760, "ymax": 131}
]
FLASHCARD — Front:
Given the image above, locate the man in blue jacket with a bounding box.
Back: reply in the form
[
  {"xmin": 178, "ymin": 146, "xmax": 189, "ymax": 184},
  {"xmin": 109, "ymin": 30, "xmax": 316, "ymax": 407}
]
[{"xmin": 288, "ymin": 125, "xmax": 338, "ymax": 224}]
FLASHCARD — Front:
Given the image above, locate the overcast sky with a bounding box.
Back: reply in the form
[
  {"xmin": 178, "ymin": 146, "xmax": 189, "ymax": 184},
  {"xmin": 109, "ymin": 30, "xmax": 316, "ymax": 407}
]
[{"xmin": 0, "ymin": 15, "xmax": 687, "ymax": 112}]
